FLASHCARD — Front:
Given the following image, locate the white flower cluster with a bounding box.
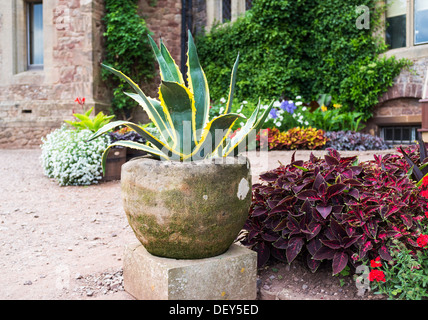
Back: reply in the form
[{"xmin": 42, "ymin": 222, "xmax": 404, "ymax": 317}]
[{"xmin": 40, "ymin": 125, "xmax": 110, "ymax": 186}]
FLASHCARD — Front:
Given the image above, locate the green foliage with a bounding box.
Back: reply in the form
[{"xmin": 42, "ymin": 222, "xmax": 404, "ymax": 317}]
[
  {"xmin": 102, "ymin": 0, "xmax": 155, "ymax": 119},
  {"xmin": 196, "ymin": 0, "xmax": 411, "ymax": 121},
  {"xmin": 368, "ymin": 240, "xmax": 428, "ymax": 300},
  {"xmin": 305, "ymin": 104, "xmax": 365, "ymax": 132},
  {"xmin": 64, "ymin": 107, "xmax": 115, "ymax": 132}
]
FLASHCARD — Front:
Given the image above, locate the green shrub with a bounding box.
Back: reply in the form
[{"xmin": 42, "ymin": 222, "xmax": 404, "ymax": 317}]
[
  {"xmin": 241, "ymin": 147, "xmax": 428, "ymax": 275},
  {"xmin": 196, "ymin": 0, "xmax": 411, "ymax": 121},
  {"xmin": 367, "ymin": 238, "xmax": 428, "ymax": 300},
  {"xmin": 102, "ymin": 0, "xmax": 155, "ymax": 119},
  {"xmin": 40, "ymin": 126, "xmax": 110, "ymax": 186}
]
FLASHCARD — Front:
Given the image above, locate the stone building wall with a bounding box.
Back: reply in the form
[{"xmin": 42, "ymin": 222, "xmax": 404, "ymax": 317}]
[
  {"xmin": 365, "ymin": 55, "xmax": 428, "ymax": 136},
  {"xmin": 0, "ymin": 0, "xmax": 109, "ymax": 148},
  {"xmin": 0, "ymin": 0, "xmax": 186, "ymax": 148}
]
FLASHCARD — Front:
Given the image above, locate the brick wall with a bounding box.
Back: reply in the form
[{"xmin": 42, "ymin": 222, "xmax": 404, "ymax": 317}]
[{"xmin": 364, "ymin": 56, "xmax": 428, "ymax": 136}]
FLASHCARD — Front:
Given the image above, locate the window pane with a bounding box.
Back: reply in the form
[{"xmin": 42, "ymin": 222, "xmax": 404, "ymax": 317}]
[
  {"xmin": 386, "ymin": 0, "xmax": 407, "ymax": 49},
  {"xmin": 415, "ymin": 0, "xmax": 428, "ymax": 45},
  {"xmin": 402, "ymin": 127, "xmax": 410, "ymax": 141},
  {"xmin": 384, "ymin": 128, "xmax": 393, "ymax": 141},
  {"xmin": 29, "ymin": 3, "xmax": 43, "ymax": 66},
  {"xmin": 222, "ymin": 0, "xmax": 231, "ymax": 22},
  {"xmin": 394, "ymin": 127, "xmax": 402, "ymax": 141}
]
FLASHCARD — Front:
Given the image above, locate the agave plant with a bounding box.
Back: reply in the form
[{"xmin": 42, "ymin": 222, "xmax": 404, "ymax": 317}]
[{"xmin": 89, "ymin": 31, "xmax": 273, "ymax": 173}]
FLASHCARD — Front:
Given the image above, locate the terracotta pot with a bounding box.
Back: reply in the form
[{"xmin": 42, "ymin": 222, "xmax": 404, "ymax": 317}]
[{"xmin": 121, "ymin": 156, "xmax": 252, "ymax": 259}]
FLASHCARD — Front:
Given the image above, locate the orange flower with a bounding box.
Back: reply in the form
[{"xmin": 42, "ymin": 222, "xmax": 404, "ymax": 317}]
[{"xmin": 320, "ymin": 104, "xmax": 327, "ymax": 112}]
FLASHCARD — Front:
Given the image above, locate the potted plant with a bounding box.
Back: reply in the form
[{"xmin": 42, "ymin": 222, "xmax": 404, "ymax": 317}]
[
  {"xmin": 89, "ymin": 31, "xmax": 273, "ymax": 259},
  {"xmin": 64, "ymin": 97, "xmax": 126, "ymax": 181},
  {"xmin": 108, "ymin": 127, "xmax": 147, "ymax": 162}
]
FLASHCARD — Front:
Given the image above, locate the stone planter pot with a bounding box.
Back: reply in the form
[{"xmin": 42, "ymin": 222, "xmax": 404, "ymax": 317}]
[{"xmin": 121, "ymin": 156, "xmax": 252, "ymax": 259}]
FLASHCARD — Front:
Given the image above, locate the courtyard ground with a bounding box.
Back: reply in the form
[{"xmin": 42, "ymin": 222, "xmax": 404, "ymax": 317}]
[{"xmin": 0, "ymin": 148, "xmax": 397, "ymax": 300}]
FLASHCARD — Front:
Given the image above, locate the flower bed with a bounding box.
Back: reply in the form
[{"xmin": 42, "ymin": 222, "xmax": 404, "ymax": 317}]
[{"xmin": 240, "ymin": 145, "xmax": 428, "ymax": 299}]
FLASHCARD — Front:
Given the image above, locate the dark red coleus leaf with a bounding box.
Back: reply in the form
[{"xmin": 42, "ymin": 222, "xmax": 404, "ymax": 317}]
[
  {"xmin": 269, "ymin": 205, "xmax": 288, "ymax": 215},
  {"xmin": 326, "ymin": 183, "xmax": 346, "ymax": 199},
  {"xmin": 332, "ymin": 251, "xmax": 348, "ymax": 275},
  {"xmin": 251, "ymin": 206, "xmax": 268, "ymax": 217},
  {"xmin": 272, "ymin": 237, "xmax": 288, "ymax": 249},
  {"xmin": 296, "ymin": 189, "xmax": 320, "ymax": 201},
  {"xmin": 259, "ymin": 172, "xmax": 278, "ymax": 182},
  {"xmin": 261, "ymin": 232, "xmax": 280, "ymax": 242},
  {"xmin": 287, "ymin": 216, "xmax": 301, "ymax": 235},
  {"xmin": 312, "ymin": 245, "xmax": 335, "ymax": 260},
  {"xmin": 400, "ymin": 213, "xmax": 413, "ymax": 228},
  {"xmin": 316, "ymin": 204, "xmax": 332, "ymax": 219},
  {"xmin": 313, "ymin": 172, "xmax": 327, "ymax": 191},
  {"xmin": 307, "ymin": 254, "xmax": 322, "ymax": 273},
  {"xmin": 324, "ymin": 154, "xmax": 339, "ymax": 166},
  {"xmin": 256, "ymin": 242, "xmax": 270, "ymax": 268},
  {"xmin": 343, "ymin": 178, "xmax": 362, "ymax": 186},
  {"xmin": 301, "ymin": 222, "xmax": 322, "ymax": 241},
  {"xmin": 320, "ymin": 239, "xmax": 342, "ymax": 249},
  {"xmin": 359, "ymin": 240, "xmax": 373, "ymax": 260},
  {"xmin": 286, "ymin": 236, "xmax": 304, "ymax": 264},
  {"xmin": 273, "ymin": 218, "xmax": 288, "ymax": 232},
  {"xmin": 378, "ymin": 245, "xmax": 392, "ymax": 261},
  {"xmin": 343, "ymin": 235, "xmax": 363, "ymax": 248},
  {"xmin": 307, "ymin": 238, "xmax": 322, "ymax": 256},
  {"xmin": 271, "ymin": 247, "xmax": 287, "ymax": 263}
]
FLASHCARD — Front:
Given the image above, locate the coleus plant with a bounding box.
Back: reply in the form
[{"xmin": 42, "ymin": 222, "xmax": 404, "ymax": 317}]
[
  {"xmin": 241, "ymin": 148, "xmax": 427, "ymax": 275},
  {"xmin": 269, "ymin": 127, "xmax": 328, "ymax": 150},
  {"xmin": 88, "ymin": 31, "xmax": 273, "ymax": 173},
  {"xmin": 398, "ymin": 136, "xmax": 428, "ymax": 186}
]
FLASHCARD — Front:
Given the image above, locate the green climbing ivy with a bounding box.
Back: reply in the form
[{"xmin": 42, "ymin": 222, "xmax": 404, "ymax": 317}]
[
  {"xmin": 102, "ymin": 0, "xmax": 155, "ymax": 120},
  {"xmin": 196, "ymin": 0, "xmax": 411, "ymax": 121}
]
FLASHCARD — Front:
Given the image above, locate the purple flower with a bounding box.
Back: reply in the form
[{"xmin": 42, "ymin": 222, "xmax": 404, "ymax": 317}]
[
  {"xmin": 269, "ymin": 108, "xmax": 278, "ymax": 119},
  {"xmin": 280, "ymin": 100, "xmax": 296, "ymax": 114}
]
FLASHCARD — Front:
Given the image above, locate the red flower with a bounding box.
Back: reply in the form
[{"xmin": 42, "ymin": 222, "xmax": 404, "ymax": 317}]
[
  {"xmin": 422, "ymin": 176, "xmax": 428, "ymax": 187},
  {"xmin": 74, "ymin": 97, "xmax": 85, "ymax": 106},
  {"xmin": 416, "ymin": 234, "xmax": 428, "ymax": 248},
  {"xmin": 425, "ymin": 211, "xmax": 428, "ymax": 219},
  {"xmin": 421, "ymin": 190, "xmax": 428, "ymax": 198},
  {"xmin": 369, "ymin": 269, "xmax": 386, "ymax": 282},
  {"xmin": 370, "ymin": 256, "xmax": 382, "ymax": 268}
]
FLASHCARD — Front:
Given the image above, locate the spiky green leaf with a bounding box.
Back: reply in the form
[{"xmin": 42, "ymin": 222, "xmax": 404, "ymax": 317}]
[{"xmin": 186, "ymin": 31, "xmax": 210, "ymax": 141}]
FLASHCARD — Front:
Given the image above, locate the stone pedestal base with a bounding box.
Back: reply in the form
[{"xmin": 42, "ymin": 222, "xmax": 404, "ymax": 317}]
[{"xmin": 123, "ymin": 242, "xmax": 257, "ymax": 300}]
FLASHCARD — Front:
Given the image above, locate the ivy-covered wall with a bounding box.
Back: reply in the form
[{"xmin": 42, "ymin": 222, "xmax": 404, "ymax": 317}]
[{"xmin": 196, "ymin": 0, "xmax": 410, "ymax": 121}]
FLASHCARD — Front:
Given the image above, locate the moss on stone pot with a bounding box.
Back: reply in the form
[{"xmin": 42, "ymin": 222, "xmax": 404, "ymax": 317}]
[{"xmin": 121, "ymin": 156, "xmax": 252, "ymax": 259}]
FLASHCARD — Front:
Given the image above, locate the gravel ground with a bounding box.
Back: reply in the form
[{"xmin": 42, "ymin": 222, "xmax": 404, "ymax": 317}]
[{"xmin": 0, "ymin": 148, "xmax": 397, "ymax": 300}]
